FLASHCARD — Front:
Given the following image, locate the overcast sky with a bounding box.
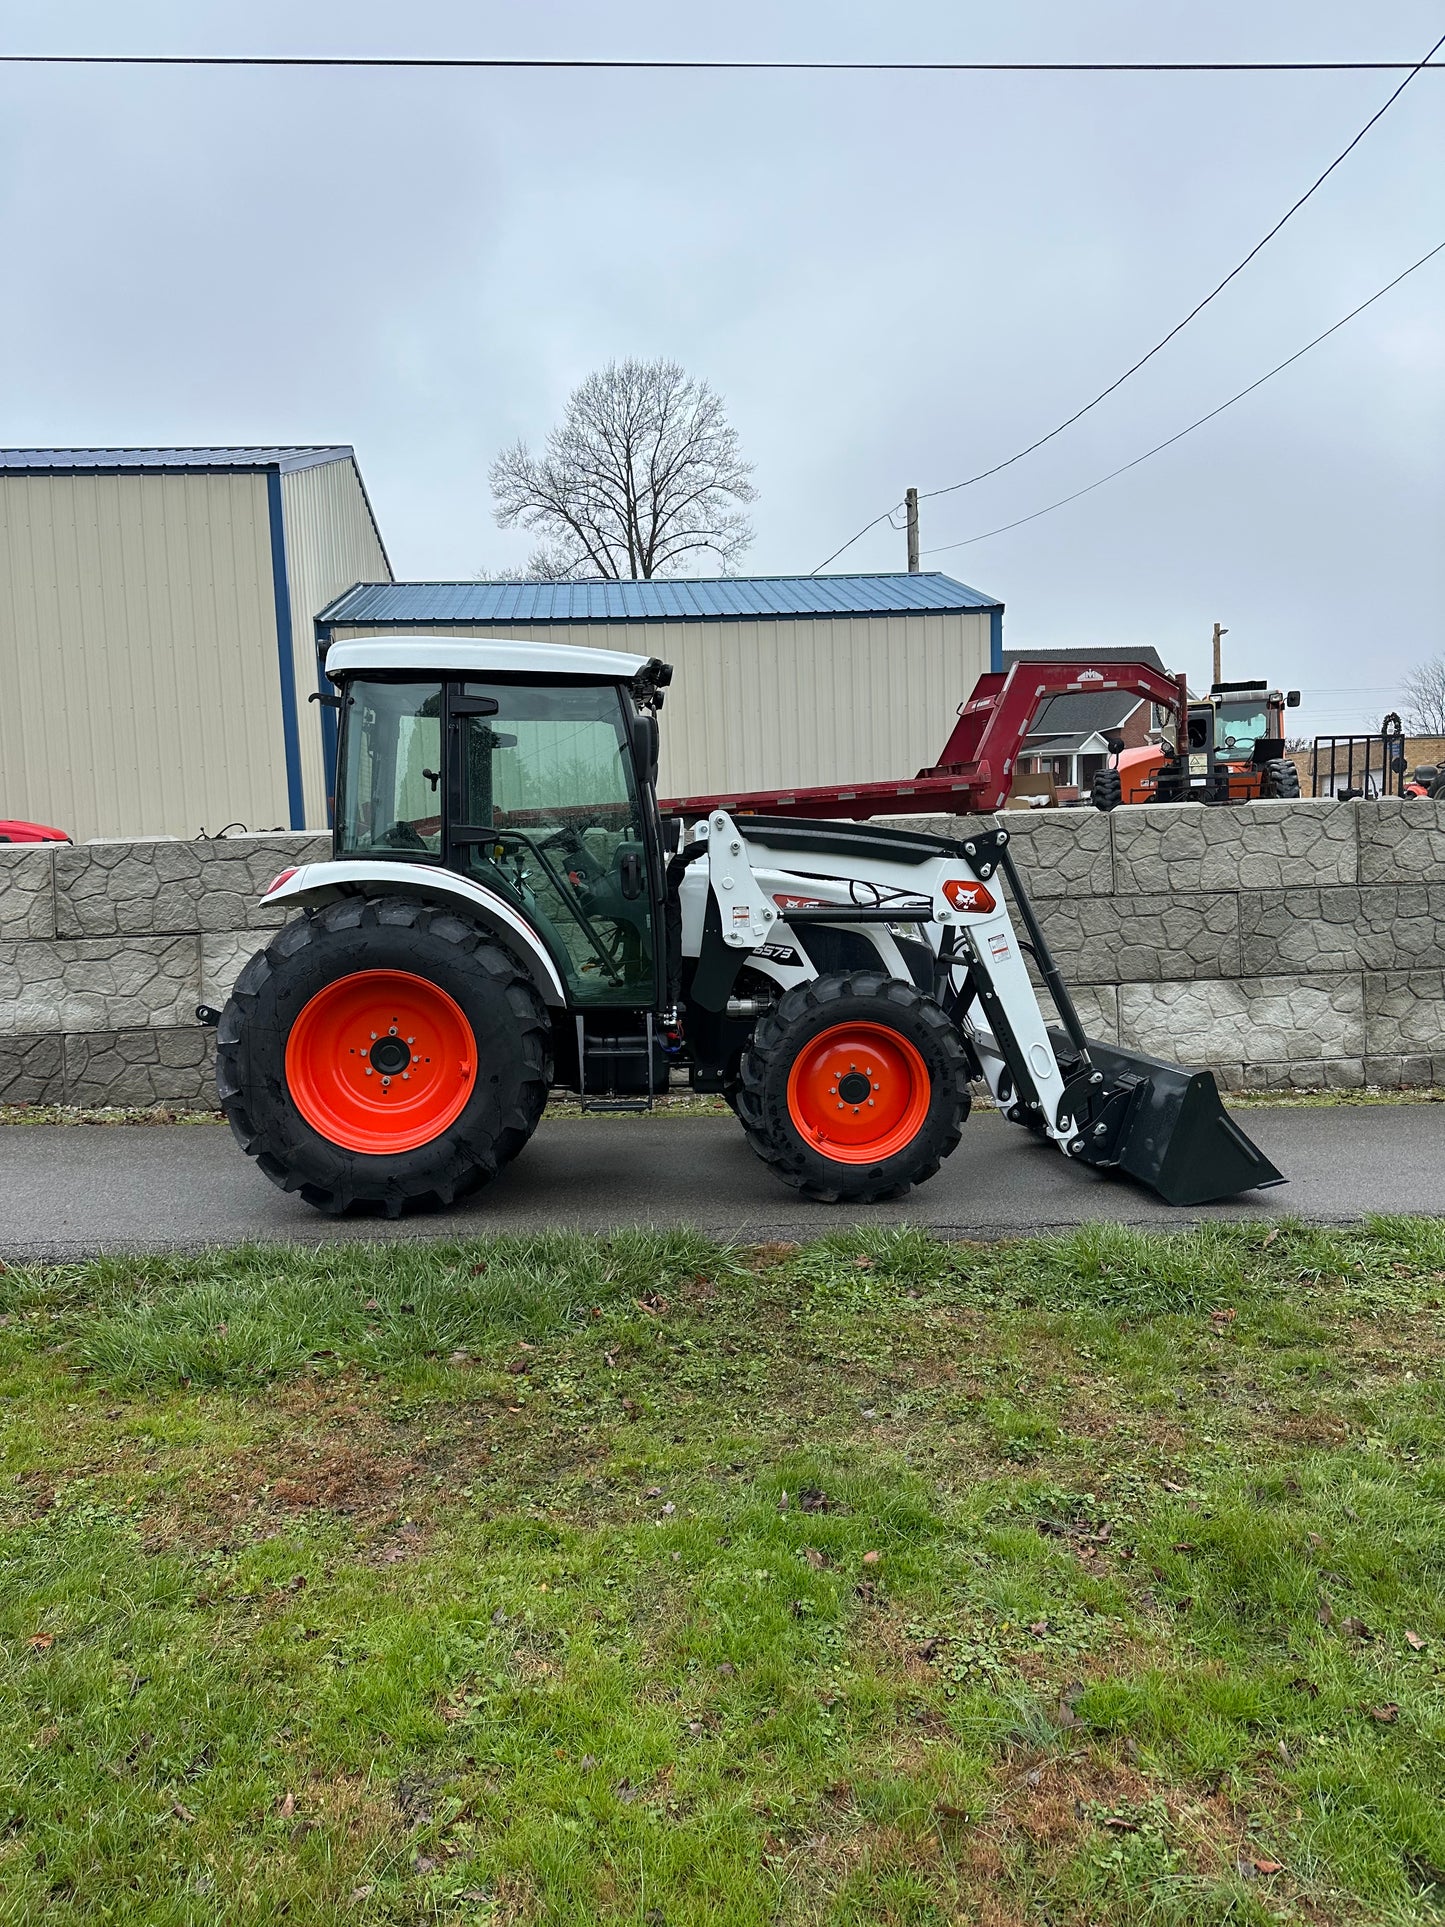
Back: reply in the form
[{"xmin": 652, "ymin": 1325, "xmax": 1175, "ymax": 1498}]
[{"xmin": 2, "ymin": 1, "xmax": 1442, "ymax": 734}]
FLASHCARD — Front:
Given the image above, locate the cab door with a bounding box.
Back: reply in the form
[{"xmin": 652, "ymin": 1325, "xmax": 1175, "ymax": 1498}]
[{"xmin": 444, "ymin": 679, "xmax": 659, "ymax": 1008}]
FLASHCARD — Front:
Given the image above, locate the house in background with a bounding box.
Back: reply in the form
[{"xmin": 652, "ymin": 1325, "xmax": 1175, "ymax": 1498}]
[{"xmin": 1005, "ymin": 645, "xmax": 1170, "ymax": 794}]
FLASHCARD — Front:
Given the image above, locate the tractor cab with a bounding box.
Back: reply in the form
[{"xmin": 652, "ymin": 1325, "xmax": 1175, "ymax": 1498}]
[
  {"xmin": 1207, "ymin": 680, "xmax": 1298, "ymax": 767},
  {"xmin": 330, "ymin": 642, "xmax": 670, "ymax": 1010}
]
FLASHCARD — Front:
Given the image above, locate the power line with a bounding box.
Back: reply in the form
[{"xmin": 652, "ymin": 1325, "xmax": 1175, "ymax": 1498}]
[
  {"xmin": 813, "ymin": 23, "xmax": 1445, "ymax": 571},
  {"xmin": 918, "ymin": 239, "xmax": 1445, "ymax": 556},
  {"xmin": 2, "ymin": 53, "xmax": 1444, "ymax": 73}
]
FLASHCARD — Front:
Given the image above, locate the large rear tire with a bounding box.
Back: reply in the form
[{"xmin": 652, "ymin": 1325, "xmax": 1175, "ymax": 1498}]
[
  {"xmin": 217, "ymin": 897, "xmax": 552, "ymax": 1216},
  {"xmin": 735, "ymin": 972, "xmax": 970, "ymax": 1202}
]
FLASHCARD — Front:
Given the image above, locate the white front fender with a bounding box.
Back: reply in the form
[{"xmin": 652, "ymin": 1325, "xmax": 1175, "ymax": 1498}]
[{"xmin": 259, "ymin": 860, "xmax": 568, "ymax": 1007}]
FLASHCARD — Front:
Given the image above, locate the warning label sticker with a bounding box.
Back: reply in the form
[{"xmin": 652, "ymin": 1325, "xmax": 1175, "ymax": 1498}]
[{"xmin": 989, "ymin": 933, "xmax": 1010, "ymax": 960}]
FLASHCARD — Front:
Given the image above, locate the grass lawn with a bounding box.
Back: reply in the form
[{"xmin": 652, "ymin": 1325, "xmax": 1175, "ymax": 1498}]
[{"xmin": 3, "ymin": 1220, "xmax": 1445, "ymax": 1925}]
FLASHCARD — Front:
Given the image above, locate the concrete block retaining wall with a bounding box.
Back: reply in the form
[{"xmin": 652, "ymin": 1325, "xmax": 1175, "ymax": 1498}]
[
  {"xmin": 0, "ymin": 833, "xmax": 328, "ymax": 1107},
  {"xmin": 0, "ymin": 797, "xmax": 1442, "ymax": 1107}
]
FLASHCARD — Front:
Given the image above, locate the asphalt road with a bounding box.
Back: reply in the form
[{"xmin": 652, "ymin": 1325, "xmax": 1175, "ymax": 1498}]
[{"xmin": 0, "ymin": 1103, "xmax": 1440, "ymax": 1260}]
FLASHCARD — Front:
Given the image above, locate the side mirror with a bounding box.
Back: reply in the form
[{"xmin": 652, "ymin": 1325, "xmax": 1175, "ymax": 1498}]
[
  {"xmin": 632, "ymin": 711, "xmax": 660, "ymax": 786},
  {"xmin": 1106, "ymin": 736, "xmax": 1126, "ymax": 756},
  {"xmin": 1286, "ymin": 690, "xmax": 1301, "ymax": 708},
  {"xmin": 1391, "ymin": 753, "xmax": 1407, "ymax": 774}
]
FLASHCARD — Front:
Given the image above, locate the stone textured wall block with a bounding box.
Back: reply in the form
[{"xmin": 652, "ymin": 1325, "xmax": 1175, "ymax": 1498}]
[
  {"xmin": 1117, "ymin": 974, "xmax": 1365, "ymax": 1068},
  {"xmin": 55, "ymin": 833, "xmax": 330, "ymax": 938},
  {"xmin": 1357, "ymin": 796, "xmax": 1445, "ymax": 885},
  {"xmin": 1364, "ymin": 970, "xmax": 1445, "ymax": 1058},
  {"xmin": 0, "ymin": 936, "xmax": 199, "ymax": 1037},
  {"xmin": 201, "ymin": 931, "xmax": 270, "ymax": 1008},
  {"xmin": 1112, "ymin": 798, "xmax": 1357, "ymax": 894},
  {"xmin": 0, "ymin": 1034, "xmax": 64, "ymax": 1105},
  {"xmin": 62, "ymin": 1028, "xmax": 217, "ymax": 1108},
  {"xmin": 1034, "ymin": 980, "xmax": 1119, "ymax": 1043},
  {"xmin": 1237, "ymin": 1057, "xmax": 1368, "ymax": 1092},
  {"xmin": 1036, "ymin": 891, "xmax": 1239, "ymax": 984},
  {"xmin": 1239, "ymin": 884, "xmax": 1445, "ymax": 977},
  {"xmin": 993, "ymin": 810, "xmax": 1114, "ymax": 898},
  {"xmin": 0, "ymin": 847, "xmax": 57, "ymax": 941}
]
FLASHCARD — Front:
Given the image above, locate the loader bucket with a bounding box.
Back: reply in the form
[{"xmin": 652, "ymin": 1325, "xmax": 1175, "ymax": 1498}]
[{"xmin": 1082, "ymin": 1040, "xmax": 1285, "ymax": 1207}]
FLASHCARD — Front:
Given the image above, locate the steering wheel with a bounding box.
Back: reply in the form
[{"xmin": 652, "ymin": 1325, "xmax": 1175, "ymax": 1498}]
[
  {"xmin": 380, "ymin": 819, "xmax": 428, "ymax": 851},
  {"xmin": 490, "ymin": 826, "xmax": 626, "ymax": 975}
]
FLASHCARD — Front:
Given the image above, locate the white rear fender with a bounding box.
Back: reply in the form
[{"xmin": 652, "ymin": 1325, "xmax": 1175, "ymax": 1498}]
[{"xmin": 258, "ymin": 860, "xmax": 568, "ymax": 1007}]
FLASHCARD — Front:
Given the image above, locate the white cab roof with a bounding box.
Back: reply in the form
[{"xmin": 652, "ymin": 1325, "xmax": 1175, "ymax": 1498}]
[{"xmin": 325, "ymin": 634, "xmax": 653, "ymax": 682}]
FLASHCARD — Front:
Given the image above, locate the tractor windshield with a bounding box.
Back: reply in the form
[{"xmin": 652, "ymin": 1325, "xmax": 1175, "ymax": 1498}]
[{"xmin": 1216, "ymin": 700, "xmax": 1269, "ymax": 752}]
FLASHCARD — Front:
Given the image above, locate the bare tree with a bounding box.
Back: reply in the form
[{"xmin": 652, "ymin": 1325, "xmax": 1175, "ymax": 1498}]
[
  {"xmin": 490, "ymin": 359, "xmax": 756, "ymax": 580},
  {"xmin": 1402, "ymin": 653, "xmax": 1445, "ymax": 736}
]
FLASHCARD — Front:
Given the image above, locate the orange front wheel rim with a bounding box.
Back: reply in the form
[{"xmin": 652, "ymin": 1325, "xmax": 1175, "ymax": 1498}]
[
  {"xmin": 285, "ymin": 970, "xmax": 477, "ymax": 1154},
  {"xmin": 785, "ymin": 1021, "xmax": 931, "ymax": 1163}
]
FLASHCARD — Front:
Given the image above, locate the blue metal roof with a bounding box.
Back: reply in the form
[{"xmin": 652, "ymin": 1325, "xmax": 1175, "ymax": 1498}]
[
  {"xmin": 318, "ymin": 573, "xmax": 1002, "ymax": 627},
  {"xmin": 0, "ymin": 445, "xmax": 355, "ymax": 474}
]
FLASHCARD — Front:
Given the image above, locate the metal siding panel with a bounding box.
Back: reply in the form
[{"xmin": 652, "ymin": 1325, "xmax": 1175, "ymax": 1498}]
[
  {"xmin": 0, "ymin": 471, "xmax": 288, "ymax": 840},
  {"xmin": 280, "ymin": 460, "xmax": 393, "ymax": 826}
]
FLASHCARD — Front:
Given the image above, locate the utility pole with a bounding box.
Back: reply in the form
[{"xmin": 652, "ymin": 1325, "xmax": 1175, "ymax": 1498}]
[
  {"xmin": 905, "ymin": 487, "xmax": 920, "ymax": 573},
  {"xmin": 1211, "ymin": 621, "xmax": 1228, "ymax": 686}
]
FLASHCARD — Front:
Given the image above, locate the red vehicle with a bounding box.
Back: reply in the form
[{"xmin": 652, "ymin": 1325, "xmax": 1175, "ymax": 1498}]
[{"xmin": 0, "ymin": 820, "xmax": 71, "ymax": 843}]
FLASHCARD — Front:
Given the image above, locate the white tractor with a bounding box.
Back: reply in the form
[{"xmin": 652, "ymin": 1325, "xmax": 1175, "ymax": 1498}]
[{"xmin": 213, "ymin": 637, "xmax": 1283, "ymax": 1216}]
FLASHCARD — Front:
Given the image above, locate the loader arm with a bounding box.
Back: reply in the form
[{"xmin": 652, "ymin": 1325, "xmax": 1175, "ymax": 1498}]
[{"xmin": 687, "ymin": 810, "xmax": 1284, "ymax": 1206}]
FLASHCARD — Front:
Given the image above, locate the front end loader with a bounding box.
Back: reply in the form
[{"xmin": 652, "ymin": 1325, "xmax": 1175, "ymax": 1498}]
[{"xmin": 213, "ymin": 636, "xmax": 1283, "ymax": 1217}]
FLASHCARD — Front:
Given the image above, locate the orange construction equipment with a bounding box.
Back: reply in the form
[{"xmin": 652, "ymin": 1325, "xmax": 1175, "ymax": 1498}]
[{"xmin": 1093, "ymin": 679, "xmax": 1302, "ymax": 811}]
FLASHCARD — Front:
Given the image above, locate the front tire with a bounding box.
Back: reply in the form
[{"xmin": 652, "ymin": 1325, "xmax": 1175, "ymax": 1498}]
[
  {"xmin": 735, "ymin": 972, "xmax": 970, "ymax": 1202},
  {"xmin": 217, "ymin": 897, "xmax": 552, "ymax": 1216},
  {"xmin": 1092, "ymin": 768, "xmax": 1123, "ymax": 812},
  {"xmin": 1261, "ymin": 757, "xmax": 1301, "ymax": 800}
]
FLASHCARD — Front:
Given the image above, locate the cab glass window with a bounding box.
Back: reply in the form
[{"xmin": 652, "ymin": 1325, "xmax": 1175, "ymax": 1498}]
[
  {"xmin": 336, "ymin": 681, "xmax": 443, "ymax": 859},
  {"xmin": 1216, "ymin": 701, "xmax": 1269, "ymax": 750}
]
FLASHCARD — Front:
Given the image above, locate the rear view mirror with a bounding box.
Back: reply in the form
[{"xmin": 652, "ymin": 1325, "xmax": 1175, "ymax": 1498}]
[
  {"xmin": 1106, "ymin": 736, "xmax": 1126, "ymax": 755},
  {"xmin": 1286, "ymin": 690, "xmax": 1301, "ymax": 708}
]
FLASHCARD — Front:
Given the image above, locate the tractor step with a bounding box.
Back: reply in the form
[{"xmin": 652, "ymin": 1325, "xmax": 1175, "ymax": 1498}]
[{"xmin": 575, "ymin": 1014, "xmax": 662, "ymax": 1114}]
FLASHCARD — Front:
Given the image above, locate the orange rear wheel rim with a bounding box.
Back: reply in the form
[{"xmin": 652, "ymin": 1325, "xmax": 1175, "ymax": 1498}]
[
  {"xmin": 285, "ymin": 969, "xmax": 477, "ymax": 1154},
  {"xmin": 785, "ymin": 1020, "xmax": 931, "ymax": 1164}
]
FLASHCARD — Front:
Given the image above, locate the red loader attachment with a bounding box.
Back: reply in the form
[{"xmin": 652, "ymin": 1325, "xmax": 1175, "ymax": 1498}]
[{"xmin": 662, "ymin": 659, "xmax": 1190, "ymax": 822}]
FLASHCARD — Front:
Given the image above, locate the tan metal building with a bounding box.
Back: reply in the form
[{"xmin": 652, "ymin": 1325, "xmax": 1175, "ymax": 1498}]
[
  {"xmin": 315, "ymin": 575, "xmax": 1003, "ymax": 801},
  {"xmin": 0, "ymin": 446, "xmax": 391, "ymax": 839}
]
